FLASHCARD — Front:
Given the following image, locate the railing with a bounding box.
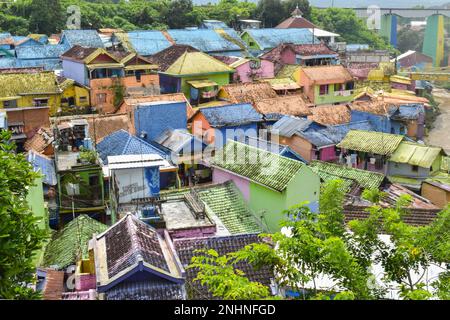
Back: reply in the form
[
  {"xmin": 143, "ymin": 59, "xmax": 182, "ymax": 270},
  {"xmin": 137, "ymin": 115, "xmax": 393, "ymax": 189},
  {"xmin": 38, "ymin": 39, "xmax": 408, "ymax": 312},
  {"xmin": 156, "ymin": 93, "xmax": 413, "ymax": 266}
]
[{"xmin": 334, "ymin": 89, "xmax": 354, "ymax": 97}]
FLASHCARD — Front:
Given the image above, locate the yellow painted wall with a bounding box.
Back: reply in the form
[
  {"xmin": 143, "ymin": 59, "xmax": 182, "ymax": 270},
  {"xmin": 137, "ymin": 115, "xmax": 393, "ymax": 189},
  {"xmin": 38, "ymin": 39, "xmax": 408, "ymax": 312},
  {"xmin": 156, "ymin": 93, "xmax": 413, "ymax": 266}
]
[{"xmin": 1, "ymin": 94, "xmax": 60, "ymax": 115}]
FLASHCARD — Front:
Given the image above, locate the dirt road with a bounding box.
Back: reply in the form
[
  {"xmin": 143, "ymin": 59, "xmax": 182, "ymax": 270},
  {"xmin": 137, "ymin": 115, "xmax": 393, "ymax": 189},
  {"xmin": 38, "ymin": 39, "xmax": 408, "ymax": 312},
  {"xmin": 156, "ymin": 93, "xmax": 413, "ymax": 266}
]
[{"xmin": 425, "ymin": 88, "xmax": 450, "ymax": 154}]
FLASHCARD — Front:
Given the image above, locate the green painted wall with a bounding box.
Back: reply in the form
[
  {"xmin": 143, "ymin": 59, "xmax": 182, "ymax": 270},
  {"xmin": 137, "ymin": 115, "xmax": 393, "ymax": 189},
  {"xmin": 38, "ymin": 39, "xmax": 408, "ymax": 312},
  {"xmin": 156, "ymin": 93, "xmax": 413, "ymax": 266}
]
[
  {"xmin": 423, "ymin": 14, "xmax": 445, "ymax": 67},
  {"xmin": 249, "ymin": 182, "xmax": 287, "ymax": 233},
  {"xmin": 180, "ymin": 73, "xmax": 231, "ymax": 100},
  {"xmin": 27, "ymin": 175, "xmax": 47, "ymax": 230},
  {"xmin": 248, "ymin": 166, "xmax": 321, "ymax": 233},
  {"xmin": 241, "ymin": 32, "xmax": 261, "ymax": 50},
  {"xmin": 314, "ymin": 84, "xmax": 354, "ymax": 105}
]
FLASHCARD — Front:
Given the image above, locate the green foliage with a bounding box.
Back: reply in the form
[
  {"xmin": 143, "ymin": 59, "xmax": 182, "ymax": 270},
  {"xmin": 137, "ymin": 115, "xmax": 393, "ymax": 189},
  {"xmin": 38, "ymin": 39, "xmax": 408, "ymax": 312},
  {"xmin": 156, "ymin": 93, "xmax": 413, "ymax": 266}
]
[
  {"xmin": 188, "ymin": 248, "xmax": 271, "ymax": 300},
  {"xmin": 79, "ymin": 147, "xmax": 98, "ymax": 164},
  {"xmin": 255, "ymin": 0, "xmax": 286, "ymax": 28},
  {"xmin": 397, "ymin": 27, "xmax": 424, "ymax": 53},
  {"xmin": 0, "ymin": 131, "xmax": 48, "ymax": 299},
  {"xmin": 189, "ymin": 179, "xmax": 450, "ymax": 300},
  {"xmin": 310, "ymin": 7, "xmax": 392, "ymax": 50},
  {"xmin": 29, "ymin": 0, "xmax": 64, "ymax": 34}
]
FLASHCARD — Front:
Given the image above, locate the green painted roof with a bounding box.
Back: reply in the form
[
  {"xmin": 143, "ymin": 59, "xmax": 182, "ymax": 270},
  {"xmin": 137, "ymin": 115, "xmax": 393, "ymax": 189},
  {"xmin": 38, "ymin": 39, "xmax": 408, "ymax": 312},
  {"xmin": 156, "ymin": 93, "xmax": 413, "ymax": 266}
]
[
  {"xmin": 211, "ymin": 140, "xmax": 304, "ymax": 192},
  {"xmin": 309, "ymin": 160, "xmax": 385, "ymax": 190},
  {"xmin": 426, "ymin": 171, "xmax": 450, "ymax": 187},
  {"xmin": 337, "ymin": 130, "xmax": 404, "ymax": 155},
  {"xmin": 0, "ymin": 71, "xmax": 60, "ymax": 98},
  {"xmin": 389, "ymin": 142, "xmax": 442, "ymax": 168},
  {"xmin": 197, "ymin": 182, "xmax": 262, "ymax": 234},
  {"xmin": 164, "ymin": 51, "xmax": 234, "ymax": 76},
  {"xmin": 42, "ymin": 215, "xmax": 107, "ymax": 269},
  {"xmin": 387, "ymin": 175, "xmax": 422, "ymax": 187}
]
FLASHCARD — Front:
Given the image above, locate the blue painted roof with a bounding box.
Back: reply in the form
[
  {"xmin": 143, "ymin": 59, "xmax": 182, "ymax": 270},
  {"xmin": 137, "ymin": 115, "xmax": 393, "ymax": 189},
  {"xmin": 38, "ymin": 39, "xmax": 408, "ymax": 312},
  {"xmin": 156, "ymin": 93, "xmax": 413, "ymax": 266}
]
[
  {"xmin": 201, "ymin": 20, "xmax": 230, "ymax": 29},
  {"xmin": 243, "ymin": 28, "xmax": 318, "ymax": 50},
  {"xmin": 168, "ymin": 29, "xmax": 241, "ymax": 53},
  {"xmin": 60, "ymin": 30, "xmax": 104, "ymax": 48},
  {"xmin": 16, "ymin": 44, "xmax": 69, "ymax": 59},
  {"xmin": 0, "ymin": 57, "xmax": 62, "ymax": 70},
  {"xmin": 300, "ymin": 120, "xmax": 375, "ymax": 148},
  {"xmin": 0, "ymin": 32, "xmax": 12, "ymax": 40},
  {"xmin": 392, "ymin": 104, "xmax": 425, "ymax": 120},
  {"xmin": 96, "ymin": 129, "xmax": 168, "ymax": 164},
  {"xmin": 27, "ymin": 151, "xmax": 57, "ymax": 186},
  {"xmin": 127, "ymin": 31, "xmax": 172, "ymax": 56},
  {"xmin": 199, "ymin": 103, "xmax": 263, "ymax": 127}
]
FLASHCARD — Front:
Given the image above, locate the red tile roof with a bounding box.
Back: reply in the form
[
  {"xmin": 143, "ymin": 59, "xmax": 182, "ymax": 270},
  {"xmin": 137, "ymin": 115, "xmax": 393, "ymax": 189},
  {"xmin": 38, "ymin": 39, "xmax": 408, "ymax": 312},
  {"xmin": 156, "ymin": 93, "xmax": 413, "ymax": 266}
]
[
  {"xmin": 276, "ymin": 16, "xmax": 316, "ymax": 29},
  {"xmin": 147, "ymin": 44, "xmax": 199, "ymax": 71},
  {"xmin": 42, "ymin": 269, "xmax": 65, "ymax": 300}
]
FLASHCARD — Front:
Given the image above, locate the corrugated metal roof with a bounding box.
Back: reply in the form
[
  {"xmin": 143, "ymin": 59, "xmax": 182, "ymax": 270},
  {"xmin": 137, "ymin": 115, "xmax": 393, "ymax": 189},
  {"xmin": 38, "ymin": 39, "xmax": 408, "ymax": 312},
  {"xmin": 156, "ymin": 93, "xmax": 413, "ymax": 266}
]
[
  {"xmin": 243, "ymin": 28, "xmax": 317, "ymax": 50},
  {"xmin": 309, "ymin": 160, "xmax": 385, "ymax": 190},
  {"xmin": 199, "ymin": 103, "xmax": 262, "ymax": 127},
  {"xmin": 337, "ymin": 130, "xmax": 404, "ymax": 155},
  {"xmin": 391, "ymin": 104, "xmax": 425, "ymax": 120},
  {"xmin": 212, "ymin": 140, "xmax": 305, "ymax": 192},
  {"xmin": 127, "ymin": 30, "xmax": 172, "ymax": 56},
  {"xmin": 168, "ymin": 29, "xmax": 241, "ymax": 53},
  {"xmin": 154, "ymin": 128, "xmax": 204, "ymax": 154},
  {"xmin": 389, "ymin": 142, "xmax": 442, "ymax": 168},
  {"xmin": 96, "ymin": 129, "xmax": 168, "ymax": 164},
  {"xmin": 271, "ymin": 115, "xmax": 315, "ymax": 137}
]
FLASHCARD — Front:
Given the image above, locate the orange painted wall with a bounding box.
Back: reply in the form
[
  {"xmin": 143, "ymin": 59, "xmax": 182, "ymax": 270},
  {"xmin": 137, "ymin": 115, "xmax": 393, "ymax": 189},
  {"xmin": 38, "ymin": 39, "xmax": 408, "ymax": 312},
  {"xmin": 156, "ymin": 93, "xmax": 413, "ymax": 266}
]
[{"xmin": 191, "ymin": 112, "xmax": 214, "ymax": 145}]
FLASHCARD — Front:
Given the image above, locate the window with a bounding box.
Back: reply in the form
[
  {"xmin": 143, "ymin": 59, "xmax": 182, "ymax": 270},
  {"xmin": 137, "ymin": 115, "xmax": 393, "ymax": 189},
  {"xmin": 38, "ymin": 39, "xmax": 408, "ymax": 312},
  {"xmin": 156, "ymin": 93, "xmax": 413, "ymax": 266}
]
[
  {"xmin": 334, "ymin": 83, "xmax": 344, "ymax": 91},
  {"xmin": 33, "ymin": 98, "xmax": 48, "ymax": 107},
  {"xmin": 345, "ymin": 82, "xmax": 355, "ymax": 90},
  {"xmin": 3, "ymin": 100, "xmax": 17, "ymax": 108},
  {"xmin": 412, "ymin": 165, "xmax": 419, "ymax": 172},
  {"xmin": 79, "ymin": 96, "xmax": 87, "ymax": 103},
  {"xmin": 135, "ymin": 70, "xmax": 142, "ymax": 82},
  {"xmin": 96, "ymin": 93, "xmax": 107, "ymax": 104},
  {"xmin": 399, "ymin": 126, "xmax": 406, "ymax": 135},
  {"xmin": 319, "ymin": 85, "xmax": 329, "ymax": 95}
]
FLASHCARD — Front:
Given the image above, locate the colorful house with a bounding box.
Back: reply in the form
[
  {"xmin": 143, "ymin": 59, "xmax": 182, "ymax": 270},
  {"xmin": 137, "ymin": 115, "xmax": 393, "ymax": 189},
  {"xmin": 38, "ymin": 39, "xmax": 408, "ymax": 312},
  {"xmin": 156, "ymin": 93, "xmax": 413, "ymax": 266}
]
[
  {"xmin": 61, "ymin": 46, "xmax": 159, "ymax": 113},
  {"xmin": 211, "ymin": 140, "xmax": 321, "ymax": 232},
  {"xmin": 298, "ymin": 65, "xmax": 355, "ymax": 105},
  {"xmin": 337, "ymin": 130, "xmax": 405, "ymax": 174},
  {"xmin": 88, "ymin": 214, "xmax": 186, "ymax": 300},
  {"xmin": 387, "ymin": 142, "xmax": 444, "ymax": 188},
  {"xmin": 213, "ymin": 55, "xmax": 275, "ymax": 83},
  {"xmin": 271, "ymin": 116, "xmax": 374, "ymax": 162},
  {"xmin": 148, "ymin": 45, "xmax": 234, "ymax": 105},
  {"xmin": 261, "ymin": 43, "xmax": 339, "ymax": 72},
  {"xmin": 190, "ymin": 103, "xmax": 263, "ymax": 148},
  {"xmin": 57, "ymin": 77, "xmax": 91, "ymax": 110}
]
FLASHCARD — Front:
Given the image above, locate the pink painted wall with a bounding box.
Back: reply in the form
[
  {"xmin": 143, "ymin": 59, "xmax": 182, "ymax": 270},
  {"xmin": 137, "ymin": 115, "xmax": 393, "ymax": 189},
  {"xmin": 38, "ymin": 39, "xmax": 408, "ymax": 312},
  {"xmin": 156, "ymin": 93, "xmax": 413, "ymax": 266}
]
[
  {"xmin": 75, "ymin": 274, "xmax": 96, "ymax": 291},
  {"xmin": 320, "ymin": 146, "xmax": 337, "ymax": 162},
  {"xmin": 234, "ymin": 60, "xmax": 275, "ymax": 83},
  {"xmin": 280, "ymin": 47, "xmax": 296, "ymax": 64},
  {"xmin": 212, "ymin": 168, "xmax": 250, "ymax": 201}
]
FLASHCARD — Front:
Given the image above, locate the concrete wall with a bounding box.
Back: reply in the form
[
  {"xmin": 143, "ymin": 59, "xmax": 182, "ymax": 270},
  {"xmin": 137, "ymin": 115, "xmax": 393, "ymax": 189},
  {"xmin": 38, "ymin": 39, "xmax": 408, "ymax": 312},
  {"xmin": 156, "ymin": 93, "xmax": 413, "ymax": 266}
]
[
  {"xmin": 112, "ymin": 166, "xmax": 160, "ymax": 204},
  {"xmin": 421, "ymin": 182, "xmax": 450, "ymax": 208},
  {"xmin": 387, "ymin": 162, "xmax": 431, "ymax": 178}
]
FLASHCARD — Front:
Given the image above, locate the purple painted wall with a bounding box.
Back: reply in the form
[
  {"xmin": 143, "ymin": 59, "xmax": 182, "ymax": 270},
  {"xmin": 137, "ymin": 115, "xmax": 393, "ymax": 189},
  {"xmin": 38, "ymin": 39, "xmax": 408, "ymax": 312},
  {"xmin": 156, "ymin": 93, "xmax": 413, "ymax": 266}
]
[
  {"xmin": 62, "ymin": 60, "xmax": 88, "ymax": 86},
  {"xmin": 212, "ymin": 168, "xmax": 250, "ymax": 201},
  {"xmin": 234, "ymin": 60, "xmax": 274, "ymax": 83}
]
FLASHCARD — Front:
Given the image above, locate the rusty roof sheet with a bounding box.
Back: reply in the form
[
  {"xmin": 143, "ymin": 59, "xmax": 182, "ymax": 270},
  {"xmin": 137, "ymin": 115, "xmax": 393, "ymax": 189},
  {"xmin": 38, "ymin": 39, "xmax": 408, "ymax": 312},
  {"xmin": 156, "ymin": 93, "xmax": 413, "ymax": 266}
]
[
  {"xmin": 308, "ymin": 104, "xmax": 351, "ymax": 126},
  {"xmin": 253, "ymin": 94, "xmax": 311, "ymax": 117},
  {"xmin": 300, "ymin": 65, "xmax": 353, "ymax": 84},
  {"xmin": 219, "ymin": 82, "xmax": 277, "ymax": 104},
  {"xmin": 382, "ymin": 184, "xmax": 439, "ymax": 209}
]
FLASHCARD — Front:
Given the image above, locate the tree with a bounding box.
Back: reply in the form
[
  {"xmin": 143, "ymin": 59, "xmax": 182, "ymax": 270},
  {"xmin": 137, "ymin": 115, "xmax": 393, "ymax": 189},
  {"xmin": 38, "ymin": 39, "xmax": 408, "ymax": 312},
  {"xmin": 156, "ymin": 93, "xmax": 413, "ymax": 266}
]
[
  {"xmin": 310, "ymin": 7, "xmax": 393, "ymax": 51},
  {"xmin": 255, "ymin": 0, "xmax": 285, "ymax": 28},
  {"xmin": 0, "ymin": 131, "xmax": 48, "ymax": 299},
  {"xmin": 282, "ymin": 0, "xmax": 311, "ymax": 21},
  {"xmin": 29, "ymin": 0, "xmax": 64, "ymax": 34},
  {"xmin": 189, "ymin": 181, "xmax": 450, "ymax": 300},
  {"xmin": 397, "ymin": 27, "xmax": 424, "ymax": 53},
  {"xmin": 163, "ymin": 0, "xmax": 197, "ymax": 29}
]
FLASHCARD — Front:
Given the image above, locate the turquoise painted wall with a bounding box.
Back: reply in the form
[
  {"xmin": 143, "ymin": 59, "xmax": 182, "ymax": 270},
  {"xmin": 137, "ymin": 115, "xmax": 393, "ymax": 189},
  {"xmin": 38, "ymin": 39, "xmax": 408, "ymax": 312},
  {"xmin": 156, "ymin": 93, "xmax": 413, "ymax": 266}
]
[{"xmin": 423, "ymin": 15, "xmax": 445, "ymax": 67}]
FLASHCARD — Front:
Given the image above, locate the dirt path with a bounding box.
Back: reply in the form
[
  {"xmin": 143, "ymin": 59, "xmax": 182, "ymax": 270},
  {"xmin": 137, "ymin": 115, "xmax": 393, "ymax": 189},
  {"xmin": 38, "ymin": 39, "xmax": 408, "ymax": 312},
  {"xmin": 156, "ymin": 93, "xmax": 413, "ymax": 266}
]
[{"xmin": 425, "ymin": 88, "xmax": 450, "ymax": 154}]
